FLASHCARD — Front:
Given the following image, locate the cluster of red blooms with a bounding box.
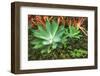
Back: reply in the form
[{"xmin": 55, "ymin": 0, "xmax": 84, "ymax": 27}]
[{"xmin": 28, "ymin": 15, "xmax": 87, "ymax": 36}]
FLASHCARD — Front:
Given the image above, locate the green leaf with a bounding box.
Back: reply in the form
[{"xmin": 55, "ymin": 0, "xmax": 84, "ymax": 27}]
[
  {"xmin": 53, "ymin": 26, "xmax": 65, "ymax": 42},
  {"xmin": 47, "ymin": 50, "xmax": 51, "ymax": 53},
  {"xmin": 51, "ymin": 20, "xmax": 59, "ymax": 37},
  {"xmin": 33, "ymin": 30, "xmax": 49, "ymax": 40},
  {"xmin": 42, "ymin": 40, "xmax": 50, "ymax": 45},
  {"xmin": 55, "ymin": 25, "xmax": 65, "ymax": 37},
  {"xmin": 31, "ymin": 39, "xmax": 42, "ymax": 45},
  {"xmin": 52, "ymin": 43, "xmax": 57, "ymax": 49},
  {"xmin": 53, "ymin": 37, "xmax": 61, "ymax": 42},
  {"xmin": 37, "ymin": 25, "xmax": 49, "ymax": 37},
  {"xmin": 46, "ymin": 19, "xmax": 52, "ymax": 37},
  {"xmin": 33, "ymin": 44, "xmax": 44, "ymax": 49}
]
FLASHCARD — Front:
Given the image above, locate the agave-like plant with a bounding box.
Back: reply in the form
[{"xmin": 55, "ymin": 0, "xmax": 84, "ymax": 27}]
[
  {"xmin": 61, "ymin": 25, "xmax": 81, "ymax": 49},
  {"xmin": 66, "ymin": 25, "xmax": 82, "ymax": 39},
  {"xmin": 66, "ymin": 17, "xmax": 87, "ymax": 36},
  {"xmin": 31, "ymin": 19, "xmax": 65, "ymax": 53}
]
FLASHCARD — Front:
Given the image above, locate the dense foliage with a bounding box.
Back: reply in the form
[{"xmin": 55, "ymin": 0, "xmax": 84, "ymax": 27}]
[{"xmin": 28, "ymin": 16, "xmax": 88, "ymax": 60}]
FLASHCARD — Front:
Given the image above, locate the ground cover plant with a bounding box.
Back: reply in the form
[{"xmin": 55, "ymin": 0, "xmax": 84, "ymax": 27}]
[{"xmin": 28, "ymin": 15, "xmax": 88, "ymax": 60}]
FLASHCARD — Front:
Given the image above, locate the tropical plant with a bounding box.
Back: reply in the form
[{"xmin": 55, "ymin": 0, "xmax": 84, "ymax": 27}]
[{"xmin": 31, "ymin": 19, "xmax": 65, "ymax": 53}]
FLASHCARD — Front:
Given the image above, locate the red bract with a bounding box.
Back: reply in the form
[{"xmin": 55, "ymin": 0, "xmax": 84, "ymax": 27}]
[
  {"xmin": 28, "ymin": 15, "xmax": 87, "ymax": 36},
  {"xmin": 28, "ymin": 15, "xmax": 35, "ymax": 28},
  {"xmin": 57, "ymin": 16, "xmax": 66, "ymax": 26},
  {"xmin": 35, "ymin": 16, "xmax": 45, "ymax": 27},
  {"xmin": 29, "ymin": 15, "xmax": 54, "ymax": 28},
  {"xmin": 66, "ymin": 17, "xmax": 72, "ymax": 26},
  {"xmin": 43, "ymin": 16, "xmax": 48, "ymax": 22},
  {"xmin": 76, "ymin": 17, "xmax": 87, "ymax": 36},
  {"xmin": 57, "ymin": 17, "xmax": 61, "ymax": 25}
]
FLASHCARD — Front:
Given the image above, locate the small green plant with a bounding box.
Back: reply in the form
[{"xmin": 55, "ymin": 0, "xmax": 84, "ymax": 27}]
[
  {"xmin": 65, "ymin": 25, "xmax": 82, "ymax": 39},
  {"xmin": 69, "ymin": 49, "xmax": 88, "ymax": 58},
  {"xmin": 61, "ymin": 25, "xmax": 82, "ymax": 49}
]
